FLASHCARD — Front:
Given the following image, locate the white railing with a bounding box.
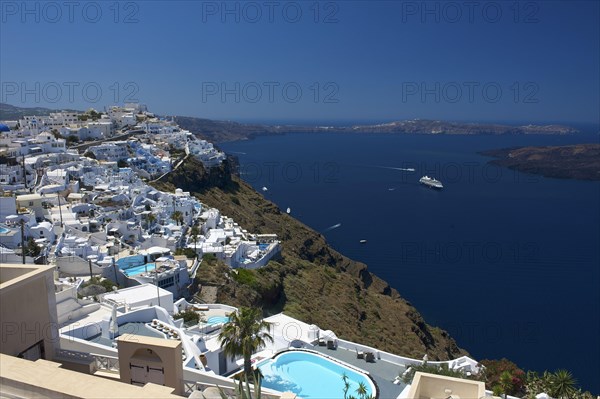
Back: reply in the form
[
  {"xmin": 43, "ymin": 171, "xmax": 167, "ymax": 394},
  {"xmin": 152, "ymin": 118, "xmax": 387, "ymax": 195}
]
[
  {"xmin": 100, "ymin": 296, "xmax": 126, "ymax": 310},
  {"xmin": 183, "ymin": 380, "xmax": 200, "ymax": 395},
  {"xmin": 92, "ymin": 353, "xmax": 120, "ymax": 373},
  {"xmin": 185, "ymin": 381, "xmax": 282, "ymax": 399},
  {"xmin": 55, "ymin": 348, "xmax": 94, "ymax": 363},
  {"xmin": 336, "ymin": 338, "xmax": 480, "ymax": 373}
]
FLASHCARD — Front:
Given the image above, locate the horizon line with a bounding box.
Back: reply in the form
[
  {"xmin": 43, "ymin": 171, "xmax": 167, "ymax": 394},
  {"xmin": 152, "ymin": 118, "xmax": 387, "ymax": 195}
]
[{"xmin": 1, "ymin": 102, "xmax": 598, "ymax": 128}]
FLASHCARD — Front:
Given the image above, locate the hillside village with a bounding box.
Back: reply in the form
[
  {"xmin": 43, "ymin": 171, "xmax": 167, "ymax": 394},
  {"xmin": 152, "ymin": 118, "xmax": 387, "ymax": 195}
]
[
  {"xmin": 0, "ymin": 104, "xmax": 558, "ymax": 399},
  {"xmin": 0, "ymin": 104, "xmax": 280, "ymax": 294}
]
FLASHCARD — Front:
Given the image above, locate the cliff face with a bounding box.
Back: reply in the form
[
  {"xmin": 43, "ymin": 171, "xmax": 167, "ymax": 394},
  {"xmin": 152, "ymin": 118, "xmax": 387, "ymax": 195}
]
[{"xmin": 153, "ymin": 156, "xmax": 466, "ymax": 360}]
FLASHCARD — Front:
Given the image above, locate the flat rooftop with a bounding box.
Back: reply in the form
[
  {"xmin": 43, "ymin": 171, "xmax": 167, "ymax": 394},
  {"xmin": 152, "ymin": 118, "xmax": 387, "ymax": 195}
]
[
  {"xmin": 102, "ymin": 283, "xmax": 172, "ymax": 305},
  {"xmin": 0, "ymin": 354, "xmax": 182, "ymax": 399},
  {"xmin": 0, "ymin": 264, "xmax": 53, "ymax": 287}
]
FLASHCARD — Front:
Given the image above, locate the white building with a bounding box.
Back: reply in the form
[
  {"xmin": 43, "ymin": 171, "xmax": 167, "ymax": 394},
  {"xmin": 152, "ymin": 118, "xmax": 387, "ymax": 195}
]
[{"xmin": 88, "ymin": 142, "xmax": 129, "ymax": 161}]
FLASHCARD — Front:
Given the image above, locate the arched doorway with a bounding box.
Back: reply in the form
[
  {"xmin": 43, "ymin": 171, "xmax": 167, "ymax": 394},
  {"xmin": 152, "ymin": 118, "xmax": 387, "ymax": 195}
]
[{"xmin": 129, "ymin": 347, "xmax": 165, "ymax": 386}]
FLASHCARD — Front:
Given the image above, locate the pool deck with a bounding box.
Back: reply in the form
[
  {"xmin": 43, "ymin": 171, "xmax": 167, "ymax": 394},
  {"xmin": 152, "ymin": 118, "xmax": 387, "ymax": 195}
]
[
  {"xmin": 192, "ymin": 307, "xmax": 231, "ymax": 321},
  {"xmin": 311, "ymin": 345, "xmax": 407, "ymax": 399}
]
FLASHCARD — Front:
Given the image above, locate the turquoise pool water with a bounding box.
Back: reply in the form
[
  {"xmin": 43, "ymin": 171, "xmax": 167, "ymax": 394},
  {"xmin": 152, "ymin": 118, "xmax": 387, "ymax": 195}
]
[
  {"xmin": 258, "ymin": 351, "xmax": 376, "ymax": 398},
  {"xmin": 117, "ymin": 255, "xmax": 156, "ymax": 276},
  {"xmin": 122, "ymin": 263, "xmax": 156, "ymax": 276},
  {"xmin": 0, "ymin": 226, "xmax": 10, "ymax": 234},
  {"xmin": 117, "ymin": 254, "xmax": 145, "ymax": 268},
  {"xmin": 206, "ymin": 316, "xmax": 230, "ymax": 325}
]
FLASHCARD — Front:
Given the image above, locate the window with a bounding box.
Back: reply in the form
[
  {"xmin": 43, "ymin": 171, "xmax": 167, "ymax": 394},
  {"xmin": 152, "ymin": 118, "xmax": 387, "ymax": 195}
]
[{"xmin": 158, "ymin": 276, "xmax": 174, "ymax": 288}]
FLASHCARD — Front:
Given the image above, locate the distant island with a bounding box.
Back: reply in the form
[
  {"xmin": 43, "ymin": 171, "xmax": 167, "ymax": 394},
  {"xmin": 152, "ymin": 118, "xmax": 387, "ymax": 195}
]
[
  {"xmin": 481, "ymin": 144, "xmax": 600, "ymax": 181},
  {"xmin": 0, "ymin": 102, "xmax": 578, "ymax": 144},
  {"xmin": 0, "ymin": 102, "xmax": 80, "ymax": 120},
  {"xmin": 175, "ymin": 116, "xmax": 578, "ymax": 143}
]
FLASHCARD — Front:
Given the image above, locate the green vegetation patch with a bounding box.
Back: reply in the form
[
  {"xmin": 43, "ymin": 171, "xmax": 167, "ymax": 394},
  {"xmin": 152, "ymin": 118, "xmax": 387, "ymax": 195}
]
[
  {"xmin": 173, "ymin": 309, "xmax": 204, "ymax": 325},
  {"xmin": 232, "ymin": 268, "xmax": 258, "ymax": 288}
]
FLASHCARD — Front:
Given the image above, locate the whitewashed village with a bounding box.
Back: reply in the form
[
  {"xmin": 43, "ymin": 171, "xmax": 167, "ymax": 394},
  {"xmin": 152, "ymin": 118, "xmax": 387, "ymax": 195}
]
[{"xmin": 2, "ymin": 104, "xmax": 496, "ymax": 399}]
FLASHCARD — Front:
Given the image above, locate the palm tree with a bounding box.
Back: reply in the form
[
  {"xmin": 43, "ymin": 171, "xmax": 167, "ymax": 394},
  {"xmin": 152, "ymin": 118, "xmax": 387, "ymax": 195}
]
[
  {"xmin": 499, "ymin": 371, "xmax": 514, "ymax": 399},
  {"xmin": 218, "ymin": 307, "xmax": 273, "ymax": 380},
  {"xmin": 171, "ymin": 210, "xmax": 183, "ymax": 226},
  {"xmin": 216, "ymin": 369, "xmax": 263, "ymax": 399},
  {"xmin": 341, "ymin": 373, "xmax": 350, "ymax": 399},
  {"xmin": 356, "ymin": 381, "xmax": 368, "ymax": 399},
  {"xmin": 142, "ymin": 213, "xmax": 153, "ymax": 229},
  {"xmin": 147, "ymin": 213, "xmax": 156, "ymax": 226},
  {"xmin": 190, "ymin": 225, "xmax": 200, "ymax": 258},
  {"xmin": 550, "ymin": 370, "xmax": 576, "ymax": 399}
]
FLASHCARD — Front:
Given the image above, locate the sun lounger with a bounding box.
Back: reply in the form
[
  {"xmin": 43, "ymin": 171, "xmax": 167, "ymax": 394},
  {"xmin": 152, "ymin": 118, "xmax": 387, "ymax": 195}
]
[
  {"xmin": 365, "ymin": 352, "xmax": 375, "ymax": 362},
  {"xmin": 327, "ymin": 340, "xmax": 336, "ymax": 350},
  {"xmin": 356, "ymin": 348, "xmax": 364, "ymax": 359}
]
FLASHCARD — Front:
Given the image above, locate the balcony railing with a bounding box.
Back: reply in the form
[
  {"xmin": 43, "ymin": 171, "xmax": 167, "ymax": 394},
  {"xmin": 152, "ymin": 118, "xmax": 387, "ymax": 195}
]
[{"xmin": 92, "ymin": 353, "xmax": 120, "ymax": 373}]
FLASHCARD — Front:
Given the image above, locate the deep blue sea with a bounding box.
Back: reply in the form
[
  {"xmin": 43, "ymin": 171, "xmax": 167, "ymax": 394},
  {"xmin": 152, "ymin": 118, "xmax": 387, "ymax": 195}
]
[{"xmin": 221, "ymin": 132, "xmax": 600, "ymax": 393}]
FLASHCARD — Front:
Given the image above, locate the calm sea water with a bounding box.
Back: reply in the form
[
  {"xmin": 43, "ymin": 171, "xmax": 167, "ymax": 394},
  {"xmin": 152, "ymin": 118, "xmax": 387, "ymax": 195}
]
[{"xmin": 221, "ymin": 132, "xmax": 600, "ymax": 393}]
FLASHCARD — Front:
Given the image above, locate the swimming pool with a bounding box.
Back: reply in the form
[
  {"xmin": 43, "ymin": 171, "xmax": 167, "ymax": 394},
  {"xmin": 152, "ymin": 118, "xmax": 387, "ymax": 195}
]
[
  {"xmin": 0, "ymin": 225, "xmax": 10, "ymax": 234},
  {"xmin": 258, "ymin": 350, "xmax": 376, "ymax": 398},
  {"xmin": 122, "ymin": 263, "xmax": 157, "ymax": 276},
  {"xmin": 117, "ymin": 254, "xmax": 145, "ymax": 268},
  {"xmin": 117, "ymin": 255, "xmax": 156, "ymax": 276},
  {"xmin": 206, "ymin": 316, "xmax": 230, "ymax": 325}
]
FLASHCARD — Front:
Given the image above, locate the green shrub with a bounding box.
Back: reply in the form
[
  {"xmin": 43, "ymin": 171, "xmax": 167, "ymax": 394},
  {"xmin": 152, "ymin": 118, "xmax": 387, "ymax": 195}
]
[
  {"xmin": 81, "ymin": 276, "xmax": 119, "ymax": 292},
  {"xmin": 175, "ymin": 247, "xmax": 197, "ymax": 259},
  {"xmin": 480, "ymin": 358, "xmax": 525, "ymax": 396},
  {"xmin": 202, "ymin": 253, "xmax": 217, "ymax": 264},
  {"xmin": 65, "ymin": 135, "xmax": 79, "ymax": 146},
  {"xmin": 173, "ymin": 309, "xmax": 203, "ymax": 325},
  {"xmin": 24, "ymin": 237, "xmax": 41, "ymax": 257},
  {"xmin": 402, "ymin": 363, "xmax": 467, "ymax": 384},
  {"xmin": 232, "ymin": 268, "xmax": 258, "ymax": 288}
]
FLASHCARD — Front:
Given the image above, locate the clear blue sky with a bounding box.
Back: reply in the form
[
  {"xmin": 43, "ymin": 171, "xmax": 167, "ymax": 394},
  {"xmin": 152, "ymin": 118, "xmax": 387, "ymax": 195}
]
[{"xmin": 1, "ymin": 0, "xmax": 598, "ymax": 125}]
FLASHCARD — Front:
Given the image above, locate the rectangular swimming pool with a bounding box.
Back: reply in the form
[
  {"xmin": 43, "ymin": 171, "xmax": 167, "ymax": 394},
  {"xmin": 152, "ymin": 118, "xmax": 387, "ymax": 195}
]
[
  {"xmin": 116, "ymin": 255, "xmax": 158, "ymax": 276},
  {"xmin": 122, "ymin": 263, "xmax": 157, "ymax": 276}
]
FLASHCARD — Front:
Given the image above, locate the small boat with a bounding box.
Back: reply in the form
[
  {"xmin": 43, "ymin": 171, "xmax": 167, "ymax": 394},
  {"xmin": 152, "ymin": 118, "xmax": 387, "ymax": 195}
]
[
  {"xmin": 359, "ymin": 239, "xmax": 367, "ymax": 244},
  {"xmin": 286, "ymin": 207, "xmax": 291, "ymax": 214},
  {"xmin": 262, "ymin": 186, "xmax": 268, "ymax": 192}
]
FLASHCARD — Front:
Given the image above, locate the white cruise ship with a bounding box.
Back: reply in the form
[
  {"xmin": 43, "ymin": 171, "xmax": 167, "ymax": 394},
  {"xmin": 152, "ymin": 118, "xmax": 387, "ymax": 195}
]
[{"xmin": 419, "ymin": 175, "xmax": 443, "ymax": 189}]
